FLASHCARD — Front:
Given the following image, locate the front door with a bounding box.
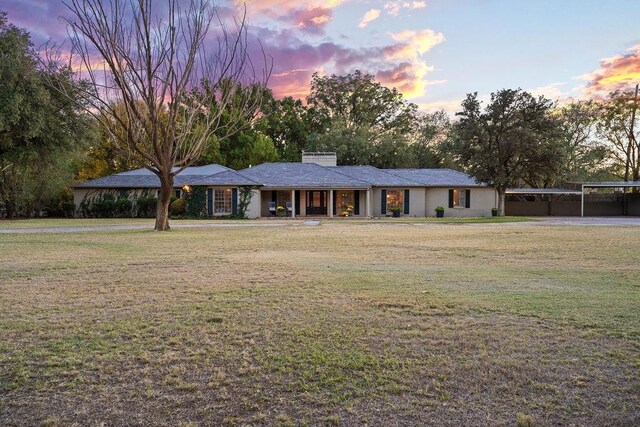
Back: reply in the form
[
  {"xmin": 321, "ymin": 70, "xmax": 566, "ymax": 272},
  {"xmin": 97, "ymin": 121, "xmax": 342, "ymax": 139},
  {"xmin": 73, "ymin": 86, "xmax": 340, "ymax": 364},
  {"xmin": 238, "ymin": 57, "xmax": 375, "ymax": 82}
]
[{"xmin": 306, "ymin": 191, "xmax": 327, "ymax": 215}]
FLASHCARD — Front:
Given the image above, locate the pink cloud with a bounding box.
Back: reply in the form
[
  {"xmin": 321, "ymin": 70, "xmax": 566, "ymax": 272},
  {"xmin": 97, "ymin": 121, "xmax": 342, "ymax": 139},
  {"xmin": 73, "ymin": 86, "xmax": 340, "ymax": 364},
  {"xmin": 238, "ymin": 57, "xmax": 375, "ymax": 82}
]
[
  {"xmin": 358, "ymin": 9, "xmax": 381, "ymax": 28},
  {"xmin": 580, "ymin": 45, "xmax": 640, "ymax": 98},
  {"xmin": 280, "ymin": 7, "xmax": 332, "ymax": 34}
]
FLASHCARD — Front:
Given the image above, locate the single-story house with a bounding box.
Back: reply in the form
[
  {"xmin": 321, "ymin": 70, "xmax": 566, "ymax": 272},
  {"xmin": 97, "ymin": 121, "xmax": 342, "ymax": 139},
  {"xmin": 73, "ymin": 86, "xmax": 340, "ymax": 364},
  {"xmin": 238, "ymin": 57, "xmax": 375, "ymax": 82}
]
[{"xmin": 72, "ymin": 153, "xmax": 497, "ymax": 218}]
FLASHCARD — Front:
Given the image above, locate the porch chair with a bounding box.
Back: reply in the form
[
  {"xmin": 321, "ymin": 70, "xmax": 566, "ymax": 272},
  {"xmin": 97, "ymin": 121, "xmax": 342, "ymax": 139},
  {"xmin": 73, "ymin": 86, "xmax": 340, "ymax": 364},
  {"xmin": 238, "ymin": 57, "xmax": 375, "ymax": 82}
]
[
  {"xmin": 268, "ymin": 201, "xmax": 277, "ymax": 216},
  {"xmin": 285, "ymin": 201, "xmax": 293, "ymax": 215}
]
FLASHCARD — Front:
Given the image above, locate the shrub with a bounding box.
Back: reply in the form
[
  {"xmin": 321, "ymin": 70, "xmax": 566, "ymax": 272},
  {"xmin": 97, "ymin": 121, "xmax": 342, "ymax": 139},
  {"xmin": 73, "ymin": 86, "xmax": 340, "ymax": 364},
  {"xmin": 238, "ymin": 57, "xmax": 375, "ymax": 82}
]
[
  {"xmin": 170, "ymin": 197, "xmax": 187, "ymax": 216},
  {"xmin": 114, "ymin": 198, "xmax": 133, "ymax": 217},
  {"xmin": 93, "ymin": 199, "xmax": 115, "ymax": 218},
  {"xmin": 137, "ymin": 197, "xmax": 157, "ymax": 218}
]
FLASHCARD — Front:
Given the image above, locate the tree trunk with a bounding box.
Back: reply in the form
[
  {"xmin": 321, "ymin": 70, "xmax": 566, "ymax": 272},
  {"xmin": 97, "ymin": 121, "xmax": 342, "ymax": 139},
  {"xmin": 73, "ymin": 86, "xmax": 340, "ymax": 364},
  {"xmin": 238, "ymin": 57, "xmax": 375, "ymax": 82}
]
[
  {"xmin": 155, "ymin": 172, "xmax": 174, "ymax": 231},
  {"xmin": 497, "ymin": 187, "xmax": 506, "ymax": 216}
]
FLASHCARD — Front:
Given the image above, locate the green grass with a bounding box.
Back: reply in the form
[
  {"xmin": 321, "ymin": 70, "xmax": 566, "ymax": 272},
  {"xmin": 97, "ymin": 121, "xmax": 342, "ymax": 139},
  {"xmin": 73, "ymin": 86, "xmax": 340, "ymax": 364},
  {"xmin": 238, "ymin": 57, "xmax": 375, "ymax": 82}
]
[{"xmin": 0, "ymin": 222, "xmax": 638, "ymax": 425}]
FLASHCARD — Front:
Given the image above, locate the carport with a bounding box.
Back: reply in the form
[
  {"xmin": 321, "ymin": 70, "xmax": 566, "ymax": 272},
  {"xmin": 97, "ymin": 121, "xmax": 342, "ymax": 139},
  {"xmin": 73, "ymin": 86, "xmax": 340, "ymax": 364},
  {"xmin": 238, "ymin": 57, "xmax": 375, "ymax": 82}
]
[
  {"xmin": 580, "ymin": 182, "xmax": 640, "ymax": 217},
  {"xmin": 505, "ymin": 188, "xmax": 583, "ymax": 216}
]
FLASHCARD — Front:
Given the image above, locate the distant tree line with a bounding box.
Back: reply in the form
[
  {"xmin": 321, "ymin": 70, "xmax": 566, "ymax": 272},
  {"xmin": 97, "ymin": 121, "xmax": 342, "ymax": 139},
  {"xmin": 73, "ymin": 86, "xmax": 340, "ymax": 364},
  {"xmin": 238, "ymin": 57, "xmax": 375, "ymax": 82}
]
[{"xmin": 1, "ymin": 9, "xmax": 638, "ymax": 219}]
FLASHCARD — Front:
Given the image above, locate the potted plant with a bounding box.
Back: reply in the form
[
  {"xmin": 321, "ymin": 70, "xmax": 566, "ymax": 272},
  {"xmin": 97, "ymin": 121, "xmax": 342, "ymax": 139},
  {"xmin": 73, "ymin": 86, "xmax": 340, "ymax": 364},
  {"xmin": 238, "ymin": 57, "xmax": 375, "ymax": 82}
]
[
  {"xmin": 389, "ymin": 205, "xmax": 401, "ymax": 218},
  {"xmin": 276, "ymin": 205, "xmax": 286, "ymax": 217},
  {"xmin": 435, "ymin": 206, "xmax": 445, "ymax": 218},
  {"xmin": 491, "ymin": 207, "xmax": 498, "ymax": 217}
]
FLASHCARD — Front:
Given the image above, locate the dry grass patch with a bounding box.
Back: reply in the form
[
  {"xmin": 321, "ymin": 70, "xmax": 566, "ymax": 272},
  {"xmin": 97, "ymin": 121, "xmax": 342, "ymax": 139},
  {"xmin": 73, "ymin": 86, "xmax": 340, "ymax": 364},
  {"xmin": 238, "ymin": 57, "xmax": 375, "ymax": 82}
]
[{"xmin": 1, "ymin": 222, "xmax": 639, "ymax": 425}]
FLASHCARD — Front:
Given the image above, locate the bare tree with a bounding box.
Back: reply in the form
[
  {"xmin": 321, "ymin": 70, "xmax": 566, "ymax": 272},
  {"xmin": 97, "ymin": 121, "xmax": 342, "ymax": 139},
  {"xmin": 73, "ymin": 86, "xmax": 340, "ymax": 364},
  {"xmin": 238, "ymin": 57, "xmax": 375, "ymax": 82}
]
[{"xmin": 52, "ymin": 0, "xmax": 269, "ymax": 230}]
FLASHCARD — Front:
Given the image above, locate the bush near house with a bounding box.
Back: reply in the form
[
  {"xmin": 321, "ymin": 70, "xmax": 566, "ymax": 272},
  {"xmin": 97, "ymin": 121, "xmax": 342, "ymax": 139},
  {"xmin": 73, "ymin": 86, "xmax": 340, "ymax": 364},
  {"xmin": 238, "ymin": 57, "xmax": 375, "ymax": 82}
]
[{"xmin": 170, "ymin": 197, "xmax": 187, "ymax": 216}]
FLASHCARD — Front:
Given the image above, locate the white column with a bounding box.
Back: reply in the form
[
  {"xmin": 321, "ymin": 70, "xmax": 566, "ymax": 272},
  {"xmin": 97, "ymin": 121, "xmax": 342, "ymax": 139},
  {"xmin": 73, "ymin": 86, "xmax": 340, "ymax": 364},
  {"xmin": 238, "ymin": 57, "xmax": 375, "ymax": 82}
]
[
  {"xmin": 365, "ymin": 189, "xmax": 371, "ymax": 217},
  {"xmin": 581, "ymin": 185, "xmax": 584, "ymax": 217},
  {"xmin": 328, "ymin": 190, "xmax": 334, "ymax": 218},
  {"xmin": 291, "ymin": 190, "xmax": 296, "ymax": 218}
]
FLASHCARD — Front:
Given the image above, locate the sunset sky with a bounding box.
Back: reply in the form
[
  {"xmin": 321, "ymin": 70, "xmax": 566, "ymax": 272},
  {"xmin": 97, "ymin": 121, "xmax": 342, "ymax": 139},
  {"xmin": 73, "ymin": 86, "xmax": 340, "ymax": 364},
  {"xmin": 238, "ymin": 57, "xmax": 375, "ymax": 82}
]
[{"xmin": 4, "ymin": 0, "xmax": 640, "ymax": 114}]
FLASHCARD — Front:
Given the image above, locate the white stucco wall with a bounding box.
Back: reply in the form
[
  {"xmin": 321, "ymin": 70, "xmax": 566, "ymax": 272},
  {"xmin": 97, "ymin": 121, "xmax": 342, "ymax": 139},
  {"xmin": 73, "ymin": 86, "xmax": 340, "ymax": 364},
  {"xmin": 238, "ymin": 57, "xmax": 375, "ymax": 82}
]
[{"xmin": 245, "ymin": 189, "xmax": 262, "ymax": 218}]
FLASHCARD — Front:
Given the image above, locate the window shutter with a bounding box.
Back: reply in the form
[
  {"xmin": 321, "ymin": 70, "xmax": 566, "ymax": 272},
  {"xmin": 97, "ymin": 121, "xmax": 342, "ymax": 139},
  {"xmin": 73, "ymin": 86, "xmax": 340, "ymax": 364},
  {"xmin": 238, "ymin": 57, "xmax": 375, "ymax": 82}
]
[
  {"xmin": 404, "ymin": 189, "xmax": 410, "ymax": 214},
  {"xmin": 465, "ymin": 189, "xmax": 471, "ymax": 208},
  {"xmin": 448, "ymin": 189, "xmax": 454, "ymax": 208},
  {"xmin": 232, "ymin": 188, "xmax": 238, "ymax": 215},
  {"xmin": 207, "ymin": 188, "xmax": 213, "ymax": 216},
  {"xmin": 354, "ymin": 190, "xmax": 360, "ymax": 215},
  {"xmin": 381, "ymin": 189, "xmax": 387, "ymax": 215},
  {"xmin": 271, "ymin": 191, "xmax": 277, "ymax": 203},
  {"xmin": 333, "ymin": 190, "xmax": 337, "ymax": 216},
  {"xmin": 295, "ymin": 190, "xmax": 300, "ymax": 215}
]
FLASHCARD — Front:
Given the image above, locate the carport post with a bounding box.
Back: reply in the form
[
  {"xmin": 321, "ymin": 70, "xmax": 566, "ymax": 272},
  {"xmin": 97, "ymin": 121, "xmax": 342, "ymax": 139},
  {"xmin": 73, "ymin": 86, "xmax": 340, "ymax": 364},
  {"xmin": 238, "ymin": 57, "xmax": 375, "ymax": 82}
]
[
  {"xmin": 581, "ymin": 184, "xmax": 585, "ymax": 217},
  {"xmin": 291, "ymin": 190, "xmax": 296, "ymax": 218}
]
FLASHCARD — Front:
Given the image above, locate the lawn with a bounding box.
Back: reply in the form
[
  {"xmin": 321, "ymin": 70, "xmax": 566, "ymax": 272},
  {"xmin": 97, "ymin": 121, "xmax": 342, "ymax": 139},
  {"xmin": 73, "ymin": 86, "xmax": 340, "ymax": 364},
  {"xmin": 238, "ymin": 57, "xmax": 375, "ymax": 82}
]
[{"xmin": 1, "ymin": 221, "xmax": 638, "ymax": 426}]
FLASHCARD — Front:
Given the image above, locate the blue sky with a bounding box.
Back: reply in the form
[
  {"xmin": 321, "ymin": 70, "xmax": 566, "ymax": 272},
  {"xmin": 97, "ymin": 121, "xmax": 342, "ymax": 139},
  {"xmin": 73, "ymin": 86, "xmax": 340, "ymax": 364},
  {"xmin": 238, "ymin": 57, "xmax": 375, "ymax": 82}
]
[{"xmin": 4, "ymin": 0, "xmax": 640, "ymax": 113}]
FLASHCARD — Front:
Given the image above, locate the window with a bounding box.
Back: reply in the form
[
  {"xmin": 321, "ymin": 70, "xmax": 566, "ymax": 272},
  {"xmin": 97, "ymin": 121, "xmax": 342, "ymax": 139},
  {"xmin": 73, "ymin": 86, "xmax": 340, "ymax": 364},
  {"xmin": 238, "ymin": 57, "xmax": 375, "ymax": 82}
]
[
  {"xmin": 451, "ymin": 189, "xmax": 470, "ymax": 208},
  {"xmin": 175, "ymin": 189, "xmax": 181, "ymax": 199},
  {"xmin": 214, "ymin": 188, "xmax": 232, "ymax": 213},
  {"xmin": 386, "ymin": 190, "xmax": 403, "ymax": 212}
]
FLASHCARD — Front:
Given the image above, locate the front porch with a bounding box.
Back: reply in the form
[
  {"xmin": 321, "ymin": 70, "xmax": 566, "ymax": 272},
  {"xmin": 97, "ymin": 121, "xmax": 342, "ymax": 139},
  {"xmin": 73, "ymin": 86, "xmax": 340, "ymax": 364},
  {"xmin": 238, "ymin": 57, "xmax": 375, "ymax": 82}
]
[{"xmin": 260, "ymin": 189, "xmax": 371, "ymax": 217}]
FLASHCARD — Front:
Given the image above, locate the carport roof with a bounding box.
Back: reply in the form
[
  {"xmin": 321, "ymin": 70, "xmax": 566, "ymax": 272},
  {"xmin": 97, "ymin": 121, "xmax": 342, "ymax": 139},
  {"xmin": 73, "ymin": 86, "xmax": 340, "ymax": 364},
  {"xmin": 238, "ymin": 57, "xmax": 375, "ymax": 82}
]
[
  {"xmin": 507, "ymin": 188, "xmax": 583, "ymax": 195},
  {"xmin": 237, "ymin": 163, "xmax": 370, "ymax": 189},
  {"xmin": 581, "ymin": 181, "xmax": 640, "ymax": 187}
]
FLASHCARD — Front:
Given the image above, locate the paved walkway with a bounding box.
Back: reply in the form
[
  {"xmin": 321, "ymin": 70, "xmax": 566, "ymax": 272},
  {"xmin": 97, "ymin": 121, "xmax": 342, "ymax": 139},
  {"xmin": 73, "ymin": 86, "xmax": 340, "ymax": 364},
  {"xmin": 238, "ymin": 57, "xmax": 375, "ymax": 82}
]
[
  {"xmin": 528, "ymin": 217, "xmax": 640, "ymax": 226},
  {"xmin": 1, "ymin": 217, "xmax": 639, "ymax": 234}
]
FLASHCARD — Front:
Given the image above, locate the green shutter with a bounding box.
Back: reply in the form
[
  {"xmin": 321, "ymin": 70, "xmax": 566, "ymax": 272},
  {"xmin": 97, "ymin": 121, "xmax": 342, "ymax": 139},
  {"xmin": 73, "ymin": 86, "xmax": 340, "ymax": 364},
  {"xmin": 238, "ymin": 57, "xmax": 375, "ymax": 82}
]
[
  {"xmin": 448, "ymin": 189, "xmax": 454, "ymax": 208},
  {"xmin": 404, "ymin": 189, "xmax": 410, "ymax": 214},
  {"xmin": 465, "ymin": 189, "xmax": 471, "ymax": 208},
  {"xmin": 232, "ymin": 188, "xmax": 238, "ymax": 215},
  {"xmin": 381, "ymin": 189, "xmax": 387, "ymax": 215}
]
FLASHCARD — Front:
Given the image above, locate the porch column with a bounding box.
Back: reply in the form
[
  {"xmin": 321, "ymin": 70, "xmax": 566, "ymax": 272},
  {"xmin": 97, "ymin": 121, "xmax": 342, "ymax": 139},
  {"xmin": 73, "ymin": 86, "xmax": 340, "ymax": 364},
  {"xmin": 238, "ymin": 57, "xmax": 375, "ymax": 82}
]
[
  {"xmin": 291, "ymin": 190, "xmax": 296, "ymax": 218},
  {"xmin": 365, "ymin": 189, "xmax": 371, "ymax": 217},
  {"xmin": 328, "ymin": 190, "xmax": 334, "ymax": 218}
]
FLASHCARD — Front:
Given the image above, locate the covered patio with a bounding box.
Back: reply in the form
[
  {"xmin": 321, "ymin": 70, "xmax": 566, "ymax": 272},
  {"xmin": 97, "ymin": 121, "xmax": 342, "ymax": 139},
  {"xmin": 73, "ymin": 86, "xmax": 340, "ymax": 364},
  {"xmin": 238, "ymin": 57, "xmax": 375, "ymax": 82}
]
[{"xmin": 260, "ymin": 188, "xmax": 371, "ymax": 217}]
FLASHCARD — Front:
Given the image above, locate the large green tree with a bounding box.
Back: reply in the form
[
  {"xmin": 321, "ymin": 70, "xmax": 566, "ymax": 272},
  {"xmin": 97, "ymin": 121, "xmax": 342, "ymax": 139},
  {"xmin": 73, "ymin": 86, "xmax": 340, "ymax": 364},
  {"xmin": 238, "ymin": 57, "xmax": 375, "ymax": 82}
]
[
  {"xmin": 446, "ymin": 89, "xmax": 566, "ymax": 215},
  {"xmin": 304, "ymin": 70, "xmax": 433, "ymax": 167},
  {"xmin": 555, "ymin": 100, "xmax": 612, "ymax": 183},
  {"xmin": 597, "ymin": 86, "xmax": 640, "ymax": 183},
  {"xmin": 0, "ymin": 12, "xmax": 89, "ymax": 218},
  {"xmin": 258, "ymin": 95, "xmax": 318, "ymax": 162}
]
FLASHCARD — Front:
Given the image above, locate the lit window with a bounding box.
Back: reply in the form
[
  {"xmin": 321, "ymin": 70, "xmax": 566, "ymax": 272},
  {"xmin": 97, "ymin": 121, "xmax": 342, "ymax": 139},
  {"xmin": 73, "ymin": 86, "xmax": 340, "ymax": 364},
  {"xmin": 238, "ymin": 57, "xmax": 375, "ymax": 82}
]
[
  {"xmin": 452, "ymin": 189, "xmax": 467, "ymax": 208},
  {"xmin": 386, "ymin": 190, "xmax": 403, "ymax": 213},
  {"xmin": 214, "ymin": 188, "xmax": 232, "ymax": 213}
]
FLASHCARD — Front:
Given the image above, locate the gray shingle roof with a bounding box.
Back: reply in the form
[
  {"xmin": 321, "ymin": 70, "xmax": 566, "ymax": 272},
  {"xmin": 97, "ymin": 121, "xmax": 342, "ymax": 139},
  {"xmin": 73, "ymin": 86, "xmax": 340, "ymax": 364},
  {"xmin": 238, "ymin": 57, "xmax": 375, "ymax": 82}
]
[
  {"xmin": 328, "ymin": 166, "xmax": 422, "ymax": 187},
  {"xmin": 118, "ymin": 164, "xmax": 231, "ymax": 176},
  {"xmin": 386, "ymin": 168, "xmax": 487, "ymax": 187},
  {"xmin": 73, "ymin": 164, "xmax": 235, "ymax": 189},
  {"xmin": 237, "ymin": 163, "xmax": 370, "ymax": 189},
  {"xmin": 190, "ymin": 170, "xmax": 261, "ymax": 186}
]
